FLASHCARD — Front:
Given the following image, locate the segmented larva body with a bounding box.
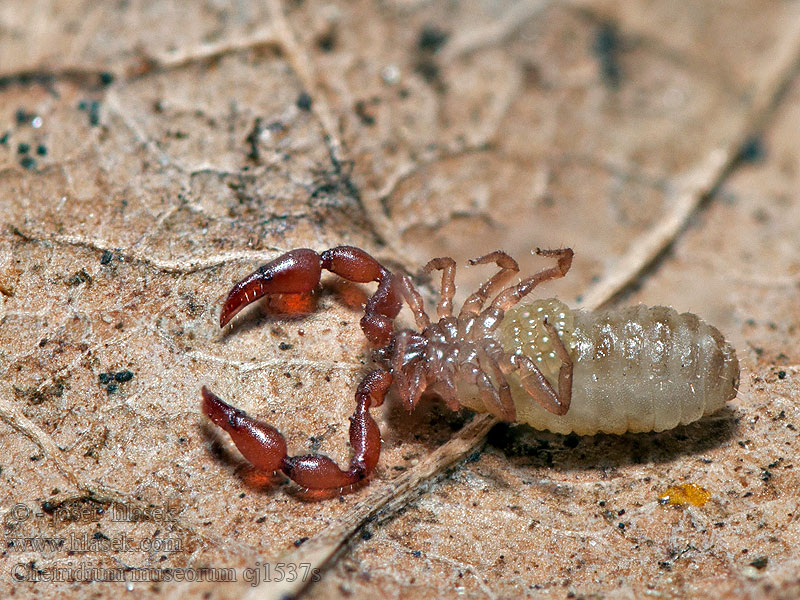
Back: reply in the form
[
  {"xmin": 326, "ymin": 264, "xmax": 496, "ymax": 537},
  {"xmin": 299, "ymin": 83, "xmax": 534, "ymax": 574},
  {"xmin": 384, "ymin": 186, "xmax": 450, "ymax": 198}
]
[{"xmin": 455, "ymin": 299, "xmax": 740, "ymax": 435}]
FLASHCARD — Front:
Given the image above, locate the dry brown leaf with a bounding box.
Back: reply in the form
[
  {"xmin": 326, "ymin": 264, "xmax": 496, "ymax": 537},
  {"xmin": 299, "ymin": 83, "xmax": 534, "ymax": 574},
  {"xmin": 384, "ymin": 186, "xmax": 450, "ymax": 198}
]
[{"xmin": 1, "ymin": 2, "xmax": 799, "ymax": 599}]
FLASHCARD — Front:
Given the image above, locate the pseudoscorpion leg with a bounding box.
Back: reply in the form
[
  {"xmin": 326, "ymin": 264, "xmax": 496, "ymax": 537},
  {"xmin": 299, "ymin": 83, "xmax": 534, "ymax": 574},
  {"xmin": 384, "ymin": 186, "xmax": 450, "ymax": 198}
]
[
  {"xmin": 490, "ymin": 248, "xmax": 573, "ymax": 312},
  {"xmin": 219, "ymin": 246, "xmax": 406, "ymax": 346},
  {"xmin": 202, "ymin": 370, "xmax": 391, "ymax": 490},
  {"xmin": 422, "ymin": 257, "xmax": 457, "ymax": 319},
  {"xmin": 478, "ymin": 345, "xmax": 517, "ymax": 422},
  {"xmin": 542, "ymin": 317, "xmax": 573, "ymax": 414},
  {"xmin": 507, "ymin": 353, "xmax": 571, "ymax": 416},
  {"xmin": 460, "ymin": 251, "xmax": 520, "ymax": 317}
]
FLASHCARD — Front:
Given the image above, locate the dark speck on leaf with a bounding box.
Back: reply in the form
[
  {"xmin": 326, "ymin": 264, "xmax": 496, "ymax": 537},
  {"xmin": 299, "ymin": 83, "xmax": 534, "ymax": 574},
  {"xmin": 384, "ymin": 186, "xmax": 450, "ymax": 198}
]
[
  {"xmin": 19, "ymin": 156, "xmax": 36, "ymax": 170},
  {"xmin": 89, "ymin": 101, "xmax": 101, "ymax": 126},
  {"xmin": 17, "ymin": 142, "xmax": 29, "ymax": 154},
  {"xmin": 15, "ymin": 108, "xmax": 32, "ymax": 125},
  {"xmin": 67, "ymin": 269, "xmax": 92, "ymax": 286},
  {"xmin": 100, "ymin": 250, "xmax": 113, "ymax": 265},
  {"xmin": 79, "ymin": 100, "xmax": 101, "ymax": 126},
  {"xmin": 106, "ymin": 383, "xmax": 118, "ymax": 394},
  {"xmin": 414, "ymin": 59, "xmax": 440, "ymax": 85},
  {"xmin": 36, "ymin": 144, "xmax": 47, "ymax": 156},
  {"xmin": 278, "ymin": 342, "xmax": 293, "ymax": 351},
  {"xmin": 316, "ymin": 29, "xmax": 336, "ymax": 52},
  {"xmin": 418, "ymin": 25, "xmax": 448, "ymax": 52},
  {"xmin": 115, "ymin": 370, "xmax": 134, "ymax": 382},
  {"xmin": 0, "ymin": 131, "xmax": 9, "ymax": 145},
  {"xmin": 99, "ymin": 72, "xmax": 115, "ymax": 86},
  {"xmin": 296, "ymin": 91, "xmax": 313, "ymax": 111},
  {"xmin": 466, "ymin": 450, "xmax": 482, "ymax": 463},
  {"xmin": 592, "ymin": 21, "xmax": 622, "ymax": 89},
  {"xmin": 99, "ymin": 373, "xmax": 113, "ymax": 384},
  {"xmin": 411, "ymin": 550, "xmax": 422, "ymax": 557},
  {"xmin": 740, "ymin": 136, "xmax": 766, "ymax": 163}
]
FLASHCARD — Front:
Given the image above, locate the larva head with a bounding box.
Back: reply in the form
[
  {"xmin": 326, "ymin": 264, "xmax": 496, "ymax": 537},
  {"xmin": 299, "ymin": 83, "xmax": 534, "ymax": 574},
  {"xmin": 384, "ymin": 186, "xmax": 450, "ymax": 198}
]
[{"xmin": 499, "ymin": 298, "xmax": 576, "ymax": 384}]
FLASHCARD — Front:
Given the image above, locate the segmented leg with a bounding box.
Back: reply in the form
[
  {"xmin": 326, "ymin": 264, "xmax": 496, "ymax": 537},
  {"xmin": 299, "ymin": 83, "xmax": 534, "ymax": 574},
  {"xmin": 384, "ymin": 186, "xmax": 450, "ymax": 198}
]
[
  {"xmin": 543, "ymin": 317, "xmax": 573, "ymax": 414},
  {"xmin": 501, "ymin": 318, "xmax": 573, "ymax": 416},
  {"xmin": 490, "ymin": 248, "xmax": 573, "ymax": 312},
  {"xmin": 460, "ymin": 251, "xmax": 520, "ymax": 317},
  {"xmin": 487, "ymin": 248, "xmax": 574, "ymax": 416},
  {"xmin": 427, "ymin": 361, "xmax": 460, "ymax": 412},
  {"xmin": 390, "ymin": 330, "xmax": 428, "ymax": 411},
  {"xmin": 397, "ymin": 274, "xmax": 431, "ymax": 330},
  {"xmin": 321, "ymin": 246, "xmax": 403, "ymax": 346},
  {"xmin": 507, "ymin": 353, "xmax": 569, "ymax": 415},
  {"xmin": 202, "ymin": 369, "xmax": 391, "ymax": 490},
  {"xmin": 463, "ymin": 363, "xmax": 509, "ymax": 420},
  {"xmin": 478, "ymin": 345, "xmax": 516, "ymax": 421},
  {"xmin": 422, "ymin": 257, "xmax": 457, "ymax": 319},
  {"xmin": 218, "ymin": 246, "xmax": 406, "ymax": 346}
]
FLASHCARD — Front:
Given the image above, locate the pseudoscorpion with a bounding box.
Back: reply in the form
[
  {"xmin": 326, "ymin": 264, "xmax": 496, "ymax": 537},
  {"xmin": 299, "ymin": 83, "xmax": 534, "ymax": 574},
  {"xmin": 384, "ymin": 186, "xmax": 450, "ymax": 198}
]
[{"xmin": 202, "ymin": 246, "xmax": 739, "ymax": 491}]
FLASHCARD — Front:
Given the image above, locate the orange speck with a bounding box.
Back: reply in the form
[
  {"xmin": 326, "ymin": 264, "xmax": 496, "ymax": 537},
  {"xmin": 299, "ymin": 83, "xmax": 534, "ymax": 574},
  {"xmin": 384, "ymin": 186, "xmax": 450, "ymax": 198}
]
[{"xmin": 659, "ymin": 483, "xmax": 711, "ymax": 507}]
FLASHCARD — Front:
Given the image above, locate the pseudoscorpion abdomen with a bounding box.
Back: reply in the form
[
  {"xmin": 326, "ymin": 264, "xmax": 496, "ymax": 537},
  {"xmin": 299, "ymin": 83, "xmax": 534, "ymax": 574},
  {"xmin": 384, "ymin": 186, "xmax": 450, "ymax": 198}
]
[{"xmin": 484, "ymin": 301, "xmax": 740, "ymax": 435}]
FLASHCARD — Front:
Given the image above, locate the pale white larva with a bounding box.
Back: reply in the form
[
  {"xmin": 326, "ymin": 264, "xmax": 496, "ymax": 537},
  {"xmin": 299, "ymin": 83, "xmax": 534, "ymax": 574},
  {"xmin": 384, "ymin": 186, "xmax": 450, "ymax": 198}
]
[{"xmin": 456, "ymin": 299, "xmax": 740, "ymax": 435}]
